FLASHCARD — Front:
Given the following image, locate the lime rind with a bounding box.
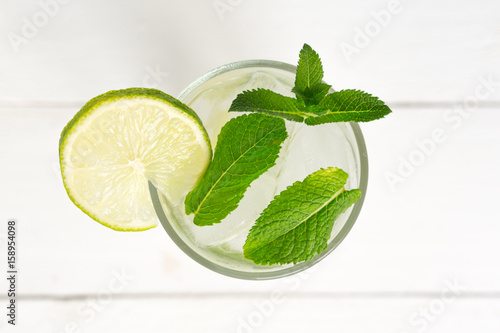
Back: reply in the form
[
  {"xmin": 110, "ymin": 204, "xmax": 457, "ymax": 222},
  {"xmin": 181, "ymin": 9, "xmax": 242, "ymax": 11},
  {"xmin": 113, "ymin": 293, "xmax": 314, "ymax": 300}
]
[{"xmin": 59, "ymin": 88, "xmax": 212, "ymax": 231}]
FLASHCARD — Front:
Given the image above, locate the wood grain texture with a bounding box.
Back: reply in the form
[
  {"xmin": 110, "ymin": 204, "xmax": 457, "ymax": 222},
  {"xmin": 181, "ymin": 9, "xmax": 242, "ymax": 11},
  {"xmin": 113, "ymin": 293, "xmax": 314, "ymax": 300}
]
[
  {"xmin": 1, "ymin": 0, "xmax": 499, "ymax": 331},
  {"xmin": 1, "ymin": 298, "xmax": 500, "ymax": 333},
  {"xmin": 0, "ymin": 0, "xmax": 499, "ymax": 103},
  {"xmin": 1, "ymin": 107, "xmax": 498, "ymax": 295}
]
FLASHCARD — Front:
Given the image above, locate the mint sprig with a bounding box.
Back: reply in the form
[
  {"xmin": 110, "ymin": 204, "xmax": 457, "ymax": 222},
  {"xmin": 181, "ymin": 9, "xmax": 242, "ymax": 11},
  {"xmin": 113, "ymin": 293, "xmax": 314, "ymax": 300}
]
[
  {"xmin": 243, "ymin": 167, "xmax": 361, "ymax": 265},
  {"xmin": 229, "ymin": 43, "xmax": 392, "ymax": 124},
  {"xmin": 185, "ymin": 113, "xmax": 287, "ymax": 226},
  {"xmin": 185, "ymin": 43, "xmax": 389, "ymax": 267}
]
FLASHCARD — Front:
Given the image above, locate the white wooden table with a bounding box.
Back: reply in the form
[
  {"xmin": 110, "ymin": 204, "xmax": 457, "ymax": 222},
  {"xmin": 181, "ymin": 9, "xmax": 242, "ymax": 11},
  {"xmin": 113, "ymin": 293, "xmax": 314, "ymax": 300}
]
[{"xmin": 1, "ymin": 0, "xmax": 499, "ymax": 332}]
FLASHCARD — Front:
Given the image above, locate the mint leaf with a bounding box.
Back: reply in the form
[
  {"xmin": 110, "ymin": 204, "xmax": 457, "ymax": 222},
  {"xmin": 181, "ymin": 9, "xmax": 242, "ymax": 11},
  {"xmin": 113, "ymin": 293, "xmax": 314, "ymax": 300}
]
[
  {"xmin": 292, "ymin": 83, "xmax": 331, "ymax": 107},
  {"xmin": 229, "ymin": 44, "xmax": 392, "ymax": 125},
  {"xmin": 230, "ymin": 88, "xmax": 391, "ymax": 125},
  {"xmin": 229, "ymin": 88, "xmax": 308, "ymax": 122},
  {"xmin": 292, "ymin": 43, "xmax": 331, "ymax": 105},
  {"xmin": 185, "ymin": 113, "xmax": 287, "ymax": 226},
  {"xmin": 243, "ymin": 167, "xmax": 361, "ymax": 265},
  {"xmin": 305, "ymin": 89, "xmax": 392, "ymax": 125}
]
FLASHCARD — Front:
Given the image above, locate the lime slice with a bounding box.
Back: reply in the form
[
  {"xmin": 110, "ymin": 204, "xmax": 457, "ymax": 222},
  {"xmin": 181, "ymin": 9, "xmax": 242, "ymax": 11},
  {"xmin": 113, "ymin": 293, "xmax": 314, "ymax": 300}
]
[{"xmin": 59, "ymin": 88, "xmax": 212, "ymax": 231}]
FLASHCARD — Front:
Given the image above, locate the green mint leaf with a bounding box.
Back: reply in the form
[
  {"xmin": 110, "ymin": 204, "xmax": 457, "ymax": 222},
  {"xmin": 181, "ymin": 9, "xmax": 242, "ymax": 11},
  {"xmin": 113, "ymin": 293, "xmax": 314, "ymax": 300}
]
[
  {"xmin": 229, "ymin": 44, "xmax": 392, "ymax": 126},
  {"xmin": 304, "ymin": 89, "xmax": 392, "ymax": 125},
  {"xmin": 230, "ymin": 88, "xmax": 391, "ymax": 125},
  {"xmin": 292, "ymin": 43, "xmax": 331, "ymax": 105},
  {"xmin": 243, "ymin": 167, "xmax": 361, "ymax": 265},
  {"xmin": 292, "ymin": 82, "xmax": 332, "ymax": 107},
  {"xmin": 185, "ymin": 113, "xmax": 287, "ymax": 226},
  {"xmin": 229, "ymin": 88, "xmax": 307, "ymax": 123}
]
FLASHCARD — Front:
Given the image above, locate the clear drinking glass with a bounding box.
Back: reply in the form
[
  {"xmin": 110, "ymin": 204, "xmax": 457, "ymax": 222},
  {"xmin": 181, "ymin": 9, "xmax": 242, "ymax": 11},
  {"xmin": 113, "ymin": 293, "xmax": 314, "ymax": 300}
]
[{"xmin": 149, "ymin": 60, "xmax": 368, "ymax": 280}]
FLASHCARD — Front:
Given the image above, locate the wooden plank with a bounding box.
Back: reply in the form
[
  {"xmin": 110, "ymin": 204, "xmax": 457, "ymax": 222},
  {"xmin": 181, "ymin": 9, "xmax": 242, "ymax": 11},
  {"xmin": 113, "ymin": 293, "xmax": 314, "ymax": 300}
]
[
  {"xmin": 0, "ymin": 0, "xmax": 499, "ymax": 103},
  {"xmin": 1, "ymin": 297, "xmax": 499, "ymax": 333},
  {"xmin": 1, "ymin": 106, "xmax": 499, "ymax": 294}
]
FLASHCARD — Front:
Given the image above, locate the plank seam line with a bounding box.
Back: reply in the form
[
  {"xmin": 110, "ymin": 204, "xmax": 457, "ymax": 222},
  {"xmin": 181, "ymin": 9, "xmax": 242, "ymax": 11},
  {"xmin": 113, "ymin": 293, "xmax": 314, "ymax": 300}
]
[{"xmin": 4, "ymin": 291, "xmax": 500, "ymax": 301}]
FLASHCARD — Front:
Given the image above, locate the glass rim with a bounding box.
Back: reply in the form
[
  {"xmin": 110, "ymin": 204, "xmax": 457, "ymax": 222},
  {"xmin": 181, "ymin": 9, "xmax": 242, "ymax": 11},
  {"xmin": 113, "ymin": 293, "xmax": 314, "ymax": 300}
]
[
  {"xmin": 150, "ymin": 59, "xmax": 369, "ymax": 280},
  {"xmin": 178, "ymin": 59, "xmax": 298, "ymax": 102}
]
